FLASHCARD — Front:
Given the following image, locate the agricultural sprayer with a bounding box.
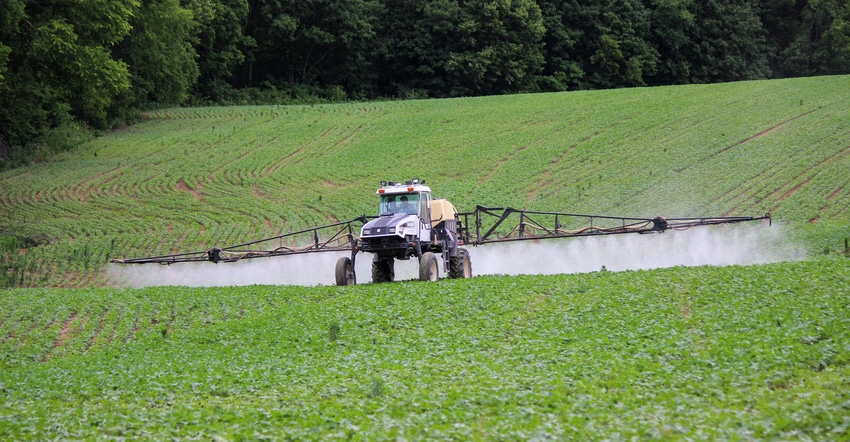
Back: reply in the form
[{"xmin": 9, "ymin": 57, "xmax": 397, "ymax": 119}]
[{"xmin": 112, "ymin": 179, "xmax": 771, "ymax": 285}]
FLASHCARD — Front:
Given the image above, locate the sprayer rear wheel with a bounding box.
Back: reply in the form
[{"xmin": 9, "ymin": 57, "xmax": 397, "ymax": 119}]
[
  {"xmin": 371, "ymin": 258, "xmax": 395, "ymax": 283},
  {"xmin": 449, "ymin": 248, "xmax": 472, "ymax": 279},
  {"xmin": 419, "ymin": 252, "xmax": 439, "ymax": 281},
  {"xmin": 335, "ymin": 257, "xmax": 355, "ymax": 286}
]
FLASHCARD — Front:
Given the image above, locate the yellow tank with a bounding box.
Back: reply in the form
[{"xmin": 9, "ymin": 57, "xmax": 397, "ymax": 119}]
[{"xmin": 429, "ymin": 198, "xmax": 457, "ymax": 228}]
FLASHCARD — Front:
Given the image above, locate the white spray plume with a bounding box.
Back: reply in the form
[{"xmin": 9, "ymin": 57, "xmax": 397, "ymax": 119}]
[
  {"xmin": 469, "ymin": 223, "xmax": 803, "ymax": 276},
  {"xmin": 108, "ymin": 223, "xmax": 803, "ymax": 287}
]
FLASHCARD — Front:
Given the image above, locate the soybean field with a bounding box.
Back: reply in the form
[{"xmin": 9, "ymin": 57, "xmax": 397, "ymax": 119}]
[{"xmin": 1, "ymin": 259, "xmax": 849, "ymax": 439}]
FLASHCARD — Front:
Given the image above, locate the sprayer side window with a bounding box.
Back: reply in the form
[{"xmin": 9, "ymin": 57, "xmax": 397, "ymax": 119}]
[{"xmin": 380, "ymin": 193, "xmax": 419, "ymax": 215}]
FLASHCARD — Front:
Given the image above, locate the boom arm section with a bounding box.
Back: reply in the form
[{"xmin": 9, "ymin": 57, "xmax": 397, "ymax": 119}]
[
  {"xmin": 459, "ymin": 206, "xmax": 771, "ymax": 245},
  {"xmin": 111, "ymin": 217, "xmax": 367, "ymax": 265},
  {"xmin": 111, "ymin": 208, "xmax": 771, "ymax": 265}
]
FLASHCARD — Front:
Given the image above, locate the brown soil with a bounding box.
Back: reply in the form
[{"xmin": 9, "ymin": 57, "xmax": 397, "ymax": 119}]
[{"xmin": 176, "ymin": 178, "xmax": 202, "ymax": 200}]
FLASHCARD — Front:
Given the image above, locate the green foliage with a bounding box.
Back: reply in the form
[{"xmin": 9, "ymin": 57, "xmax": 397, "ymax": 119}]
[
  {"xmin": 446, "ymin": 0, "xmax": 546, "ymax": 95},
  {"xmin": 62, "ymin": 0, "xmax": 139, "ymax": 46},
  {"xmin": 0, "ymin": 43, "xmax": 9, "ymax": 85},
  {"xmin": 645, "ymin": 0, "xmax": 696, "ymax": 84},
  {"xmin": 184, "ymin": 0, "xmax": 253, "ymax": 100},
  {"xmin": 3, "ymin": 0, "xmax": 850, "ymax": 162},
  {"xmin": 30, "ymin": 20, "xmax": 132, "ymax": 128},
  {"xmin": 249, "ymin": 0, "xmax": 380, "ymax": 91},
  {"xmin": 115, "ymin": 0, "xmax": 199, "ymax": 106},
  {"xmin": 567, "ymin": 0, "xmax": 660, "ymax": 88},
  {"xmin": 536, "ymin": 0, "xmax": 584, "ymax": 91},
  {"xmin": 0, "ymin": 259, "xmax": 848, "ymax": 438},
  {"xmin": 780, "ymin": 0, "xmax": 850, "ymax": 76},
  {"xmin": 687, "ymin": 0, "xmax": 771, "ymax": 82},
  {"xmin": 377, "ymin": 0, "xmax": 545, "ymax": 97},
  {"xmin": 0, "ymin": 0, "xmax": 197, "ymax": 167}
]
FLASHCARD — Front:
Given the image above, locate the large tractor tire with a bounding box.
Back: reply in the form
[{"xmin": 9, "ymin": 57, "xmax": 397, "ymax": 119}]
[
  {"xmin": 371, "ymin": 258, "xmax": 395, "ymax": 283},
  {"xmin": 419, "ymin": 252, "xmax": 440, "ymax": 282},
  {"xmin": 335, "ymin": 257, "xmax": 356, "ymax": 286},
  {"xmin": 449, "ymin": 247, "xmax": 472, "ymax": 279}
]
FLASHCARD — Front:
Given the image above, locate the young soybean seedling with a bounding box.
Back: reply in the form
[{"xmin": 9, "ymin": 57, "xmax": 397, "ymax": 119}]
[
  {"xmin": 329, "ymin": 321, "xmax": 340, "ymax": 342},
  {"xmin": 369, "ymin": 378, "xmax": 383, "ymax": 398}
]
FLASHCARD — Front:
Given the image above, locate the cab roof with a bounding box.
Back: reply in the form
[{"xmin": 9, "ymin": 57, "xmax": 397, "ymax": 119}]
[{"xmin": 376, "ymin": 180, "xmax": 431, "ymax": 195}]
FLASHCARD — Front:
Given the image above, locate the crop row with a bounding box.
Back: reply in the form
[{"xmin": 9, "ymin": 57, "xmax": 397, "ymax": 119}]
[
  {"xmin": 1, "ymin": 258, "xmax": 848, "ymax": 439},
  {"xmin": 0, "ymin": 286, "xmax": 281, "ymax": 368}
]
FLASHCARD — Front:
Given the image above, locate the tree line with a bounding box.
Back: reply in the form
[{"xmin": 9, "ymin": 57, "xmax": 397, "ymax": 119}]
[{"xmin": 1, "ymin": 0, "xmax": 849, "ymax": 167}]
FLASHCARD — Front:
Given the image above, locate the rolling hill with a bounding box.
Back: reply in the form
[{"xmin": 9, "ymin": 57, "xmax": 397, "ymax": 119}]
[{"xmin": 1, "ymin": 75, "xmax": 849, "ymax": 287}]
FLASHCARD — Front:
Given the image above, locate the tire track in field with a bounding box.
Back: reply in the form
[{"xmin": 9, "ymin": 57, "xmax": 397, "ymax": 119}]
[
  {"xmin": 207, "ymin": 137, "xmax": 264, "ymax": 184},
  {"xmin": 327, "ymin": 124, "xmax": 364, "ymax": 152},
  {"xmin": 680, "ymin": 108, "xmax": 821, "ymax": 176},
  {"xmin": 524, "ymin": 100, "xmax": 673, "ymax": 205},
  {"xmin": 826, "ymin": 187, "xmax": 845, "ymax": 202},
  {"xmin": 477, "ymin": 124, "xmax": 552, "ymax": 187},
  {"xmin": 42, "ymin": 310, "xmax": 84, "ymax": 362},
  {"xmin": 86, "ymin": 308, "xmax": 110, "ymax": 351},
  {"xmin": 0, "ymin": 170, "xmax": 36, "ymax": 207},
  {"xmin": 243, "ymin": 133, "xmax": 282, "ymax": 179},
  {"xmin": 697, "ymin": 108, "xmax": 824, "ymax": 214},
  {"xmin": 524, "ymin": 130, "xmax": 600, "ymax": 203},
  {"xmin": 766, "ymin": 145, "xmax": 850, "ymax": 215},
  {"xmin": 124, "ymin": 306, "xmax": 143, "ymax": 343},
  {"xmin": 107, "ymin": 308, "xmax": 126, "ymax": 344},
  {"xmin": 717, "ymin": 158, "xmax": 793, "ymax": 216},
  {"xmin": 261, "ymin": 147, "xmax": 306, "ymax": 177}
]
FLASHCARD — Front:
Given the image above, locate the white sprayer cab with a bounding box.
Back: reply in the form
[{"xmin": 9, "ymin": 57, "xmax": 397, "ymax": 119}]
[{"xmin": 359, "ymin": 181, "xmax": 433, "ymax": 248}]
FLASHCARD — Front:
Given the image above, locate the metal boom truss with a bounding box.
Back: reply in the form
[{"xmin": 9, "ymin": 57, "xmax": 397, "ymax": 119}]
[
  {"xmin": 460, "ymin": 206, "xmax": 771, "ymax": 245},
  {"xmin": 111, "ymin": 208, "xmax": 770, "ymax": 265}
]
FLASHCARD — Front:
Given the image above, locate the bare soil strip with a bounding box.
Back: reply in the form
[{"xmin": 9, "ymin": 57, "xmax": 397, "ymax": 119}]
[{"xmin": 176, "ymin": 178, "xmax": 202, "ymax": 201}]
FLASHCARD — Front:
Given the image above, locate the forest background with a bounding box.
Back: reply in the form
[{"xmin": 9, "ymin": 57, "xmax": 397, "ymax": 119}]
[{"xmin": 1, "ymin": 0, "xmax": 849, "ymax": 168}]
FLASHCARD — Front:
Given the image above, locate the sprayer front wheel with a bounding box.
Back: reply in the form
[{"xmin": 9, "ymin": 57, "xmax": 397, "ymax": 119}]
[
  {"xmin": 449, "ymin": 248, "xmax": 472, "ymax": 279},
  {"xmin": 419, "ymin": 252, "xmax": 439, "ymax": 282},
  {"xmin": 335, "ymin": 257, "xmax": 356, "ymax": 286},
  {"xmin": 371, "ymin": 257, "xmax": 395, "ymax": 283}
]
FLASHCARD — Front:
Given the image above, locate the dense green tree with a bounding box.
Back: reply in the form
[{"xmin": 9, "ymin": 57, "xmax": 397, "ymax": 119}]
[
  {"xmin": 114, "ymin": 0, "xmax": 199, "ymax": 107},
  {"xmin": 0, "ymin": 0, "xmax": 200, "ymax": 167},
  {"xmin": 184, "ymin": 0, "xmax": 253, "ymax": 99},
  {"xmin": 780, "ymin": 0, "xmax": 850, "ymax": 75},
  {"xmin": 246, "ymin": 0, "xmax": 380, "ymax": 94},
  {"xmin": 375, "ymin": 0, "xmax": 456, "ymax": 96},
  {"xmin": 758, "ymin": 0, "xmax": 805, "ymax": 75},
  {"xmin": 27, "ymin": 6, "xmax": 135, "ymax": 127},
  {"xmin": 0, "ymin": 43, "xmax": 8, "ymax": 85},
  {"xmin": 377, "ymin": 0, "xmax": 545, "ymax": 97},
  {"xmin": 0, "ymin": 0, "xmax": 135, "ymax": 167},
  {"xmin": 644, "ymin": 0, "xmax": 695, "ymax": 85},
  {"xmin": 454, "ymin": 0, "xmax": 546, "ymax": 95},
  {"xmin": 0, "ymin": 0, "xmax": 24, "ymax": 87},
  {"xmin": 556, "ymin": 0, "xmax": 658, "ymax": 89},
  {"xmin": 537, "ymin": 0, "xmax": 584, "ymax": 91},
  {"xmin": 687, "ymin": 0, "xmax": 771, "ymax": 82}
]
